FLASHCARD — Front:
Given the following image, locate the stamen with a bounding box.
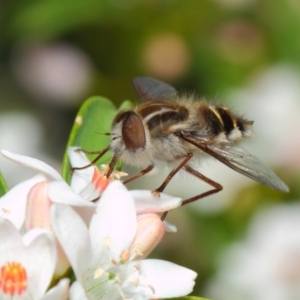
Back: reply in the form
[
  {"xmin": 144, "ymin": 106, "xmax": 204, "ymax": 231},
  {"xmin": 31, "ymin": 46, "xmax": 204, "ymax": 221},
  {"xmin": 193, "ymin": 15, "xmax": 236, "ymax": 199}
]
[
  {"xmin": 131, "ymin": 245, "xmax": 144, "ymax": 260},
  {"xmin": 120, "ymin": 250, "xmax": 130, "ymax": 263},
  {"xmin": 116, "ymin": 285, "xmax": 133, "ymax": 300},
  {"xmin": 133, "ymin": 263, "xmax": 141, "ymax": 274},
  {"xmin": 83, "ymin": 265, "xmax": 109, "ymax": 299},
  {"xmin": 103, "ymin": 237, "xmax": 111, "ymax": 247},
  {"xmin": 0, "ymin": 208, "xmax": 11, "ymax": 216},
  {"xmin": 111, "ymin": 259, "xmax": 118, "ymax": 266},
  {"xmin": 115, "ymin": 273, "xmax": 122, "ymax": 283},
  {"xmin": 0, "ymin": 261, "xmax": 27, "ymax": 295},
  {"xmin": 83, "ymin": 243, "xmax": 149, "ymax": 300},
  {"xmin": 110, "ymin": 171, "xmax": 128, "ymax": 180},
  {"xmin": 100, "ymin": 165, "xmax": 128, "ymax": 180},
  {"xmin": 94, "ymin": 268, "xmax": 105, "ymax": 279},
  {"xmin": 148, "ymin": 284, "xmax": 155, "ymax": 294},
  {"xmin": 100, "ymin": 165, "xmax": 110, "ymax": 175},
  {"xmin": 129, "ymin": 276, "xmax": 139, "ymax": 286}
]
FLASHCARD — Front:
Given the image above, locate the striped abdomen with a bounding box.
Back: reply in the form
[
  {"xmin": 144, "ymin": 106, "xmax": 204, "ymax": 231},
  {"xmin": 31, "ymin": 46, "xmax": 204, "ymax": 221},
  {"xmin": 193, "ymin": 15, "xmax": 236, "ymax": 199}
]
[{"xmin": 196, "ymin": 102, "xmax": 253, "ymax": 141}]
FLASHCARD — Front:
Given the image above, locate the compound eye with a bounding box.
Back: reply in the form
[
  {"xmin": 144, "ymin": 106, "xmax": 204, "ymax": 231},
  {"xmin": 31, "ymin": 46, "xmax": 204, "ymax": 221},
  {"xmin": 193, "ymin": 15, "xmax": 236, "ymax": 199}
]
[{"xmin": 122, "ymin": 112, "xmax": 146, "ymax": 152}]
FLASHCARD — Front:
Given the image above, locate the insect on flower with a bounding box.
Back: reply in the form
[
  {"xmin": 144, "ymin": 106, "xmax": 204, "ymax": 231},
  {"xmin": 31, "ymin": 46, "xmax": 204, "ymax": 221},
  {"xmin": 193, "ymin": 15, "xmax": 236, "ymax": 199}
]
[{"xmin": 74, "ymin": 77, "xmax": 289, "ymax": 213}]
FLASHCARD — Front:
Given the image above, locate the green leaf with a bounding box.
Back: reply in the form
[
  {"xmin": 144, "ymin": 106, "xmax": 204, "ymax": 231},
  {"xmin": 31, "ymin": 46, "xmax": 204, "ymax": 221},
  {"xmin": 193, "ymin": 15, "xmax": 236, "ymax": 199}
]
[
  {"xmin": 62, "ymin": 96, "xmax": 133, "ymax": 183},
  {"xmin": 0, "ymin": 172, "xmax": 8, "ymax": 197},
  {"xmin": 62, "ymin": 96, "xmax": 117, "ymax": 183}
]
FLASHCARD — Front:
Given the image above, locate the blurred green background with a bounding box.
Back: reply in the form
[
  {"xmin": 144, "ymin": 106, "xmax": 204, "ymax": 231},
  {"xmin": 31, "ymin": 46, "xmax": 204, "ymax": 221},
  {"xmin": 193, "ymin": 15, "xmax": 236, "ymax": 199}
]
[{"xmin": 1, "ymin": 0, "xmax": 300, "ymax": 299}]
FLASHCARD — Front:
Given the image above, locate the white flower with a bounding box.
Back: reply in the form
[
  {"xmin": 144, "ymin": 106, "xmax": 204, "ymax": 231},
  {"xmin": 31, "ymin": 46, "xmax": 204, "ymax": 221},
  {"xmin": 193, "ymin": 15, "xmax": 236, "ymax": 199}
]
[
  {"xmin": 0, "ymin": 174, "xmax": 45, "ymax": 229},
  {"xmin": 67, "ymin": 146, "xmax": 183, "ymax": 219},
  {"xmin": 206, "ymin": 204, "xmax": 300, "ymax": 300},
  {"xmin": 0, "ymin": 149, "xmax": 98, "ymax": 228},
  {"xmin": 0, "ymin": 217, "xmax": 69, "ymax": 300},
  {"xmin": 68, "ymin": 146, "xmax": 126, "ymax": 202},
  {"xmin": 1, "ymin": 149, "xmax": 182, "ymax": 277},
  {"xmin": 51, "ymin": 180, "xmax": 197, "ymax": 300},
  {"xmin": 1, "ymin": 148, "xmax": 181, "ymax": 230},
  {"xmin": 0, "ymin": 149, "xmax": 96, "ymax": 276}
]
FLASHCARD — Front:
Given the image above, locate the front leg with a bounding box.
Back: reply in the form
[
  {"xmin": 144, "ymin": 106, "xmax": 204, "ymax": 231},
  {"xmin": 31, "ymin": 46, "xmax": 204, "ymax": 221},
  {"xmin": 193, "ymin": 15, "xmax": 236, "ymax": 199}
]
[{"xmin": 71, "ymin": 147, "xmax": 110, "ymax": 172}]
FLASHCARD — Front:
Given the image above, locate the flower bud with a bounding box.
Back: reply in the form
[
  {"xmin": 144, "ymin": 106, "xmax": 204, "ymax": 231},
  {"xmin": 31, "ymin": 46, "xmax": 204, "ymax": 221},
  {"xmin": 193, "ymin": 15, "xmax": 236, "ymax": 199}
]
[
  {"xmin": 25, "ymin": 182, "xmax": 52, "ymax": 231},
  {"xmin": 130, "ymin": 213, "xmax": 165, "ymax": 260},
  {"xmin": 26, "ymin": 182, "xmax": 70, "ymax": 277}
]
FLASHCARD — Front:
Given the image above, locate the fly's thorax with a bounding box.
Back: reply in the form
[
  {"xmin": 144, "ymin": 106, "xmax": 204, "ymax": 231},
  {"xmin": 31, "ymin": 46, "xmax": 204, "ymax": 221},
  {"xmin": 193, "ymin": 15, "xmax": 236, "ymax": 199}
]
[
  {"xmin": 135, "ymin": 99, "xmax": 192, "ymax": 162},
  {"xmin": 137, "ymin": 100, "xmax": 189, "ymax": 135}
]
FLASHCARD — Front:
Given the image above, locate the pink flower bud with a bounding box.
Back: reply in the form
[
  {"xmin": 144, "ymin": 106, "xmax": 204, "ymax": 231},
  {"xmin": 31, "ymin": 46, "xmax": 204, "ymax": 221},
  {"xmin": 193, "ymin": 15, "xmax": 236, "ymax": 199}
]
[
  {"xmin": 26, "ymin": 182, "xmax": 70, "ymax": 277},
  {"xmin": 130, "ymin": 213, "xmax": 165, "ymax": 260},
  {"xmin": 25, "ymin": 182, "xmax": 52, "ymax": 231}
]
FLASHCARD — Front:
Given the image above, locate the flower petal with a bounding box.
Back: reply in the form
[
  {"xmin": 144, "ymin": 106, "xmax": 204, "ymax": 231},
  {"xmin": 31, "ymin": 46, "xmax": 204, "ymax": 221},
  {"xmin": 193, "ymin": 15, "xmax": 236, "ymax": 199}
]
[
  {"xmin": 48, "ymin": 180, "xmax": 96, "ymax": 208},
  {"xmin": 0, "ymin": 217, "xmax": 25, "ymax": 263},
  {"xmin": 0, "ymin": 218, "xmax": 57, "ymax": 299},
  {"xmin": 70, "ymin": 281, "xmax": 89, "ymax": 300},
  {"xmin": 130, "ymin": 190, "xmax": 182, "ymax": 213},
  {"xmin": 163, "ymin": 220, "xmax": 177, "ymax": 232},
  {"xmin": 25, "ymin": 230, "xmax": 57, "ymax": 298},
  {"xmin": 137, "ymin": 259, "xmax": 197, "ymax": 298},
  {"xmin": 68, "ymin": 147, "xmax": 94, "ymax": 194},
  {"xmin": 89, "ymin": 181, "xmax": 137, "ymax": 261},
  {"xmin": 51, "ymin": 203, "xmax": 92, "ymax": 280},
  {"xmin": 48, "ymin": 180, "xmax": 96, "ymax": 225},
  {"xmin": 22, "ymin": 227, "xmax": 52, "ymax": 246},
  {"xmin": 0, "ymin": 174, "xmax": 46, "ymax": 229},
  {"xmin": 1, "ymin": 150, "xmax": 62, "ymax": 180},
  {"xmin": 41, "ymin": 278, "xmax": 70, "ymax": 300}
]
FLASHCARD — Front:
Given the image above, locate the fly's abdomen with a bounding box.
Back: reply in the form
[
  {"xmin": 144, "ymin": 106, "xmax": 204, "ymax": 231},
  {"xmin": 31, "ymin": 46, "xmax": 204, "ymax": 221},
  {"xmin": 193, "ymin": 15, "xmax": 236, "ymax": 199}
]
[{"xmin": 198, "ymin": 103, "xmax": 253, "ymax": 142}]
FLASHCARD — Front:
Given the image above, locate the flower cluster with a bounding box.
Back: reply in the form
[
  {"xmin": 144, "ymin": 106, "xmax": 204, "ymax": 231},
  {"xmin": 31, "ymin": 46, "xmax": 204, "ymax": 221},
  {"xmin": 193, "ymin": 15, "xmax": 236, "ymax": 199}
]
[{"xmin": 0, "ymin": 147, "xmax": 197, "ymax": 300}]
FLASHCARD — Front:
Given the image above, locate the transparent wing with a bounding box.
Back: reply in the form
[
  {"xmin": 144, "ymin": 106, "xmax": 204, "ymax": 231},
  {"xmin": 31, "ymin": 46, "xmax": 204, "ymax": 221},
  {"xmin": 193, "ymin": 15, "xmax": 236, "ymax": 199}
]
[
  {"xmin": 132, "ymin": 77, "xmax": 177, "ymax": 102},
  {"xmin": 208, "ymin": 144, "xmax": 289, "ymax": 192},
  {"xmin": 177, "ymin": 132, "xmax": 289, "ymax": 192}
]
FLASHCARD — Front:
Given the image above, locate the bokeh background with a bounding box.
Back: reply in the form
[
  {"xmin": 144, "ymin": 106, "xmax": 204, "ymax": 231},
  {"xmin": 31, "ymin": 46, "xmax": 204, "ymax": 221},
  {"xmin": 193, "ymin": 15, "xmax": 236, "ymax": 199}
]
[{"xmin": 1, "ymin": 0, "xmax": 300, "ymax": 299}]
